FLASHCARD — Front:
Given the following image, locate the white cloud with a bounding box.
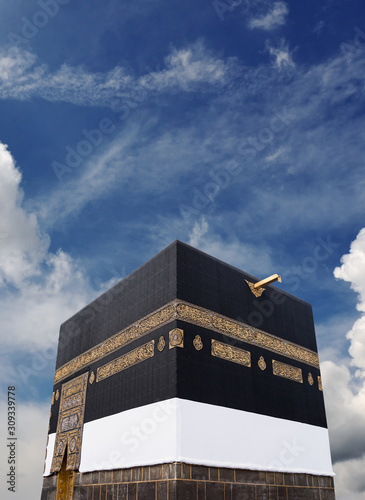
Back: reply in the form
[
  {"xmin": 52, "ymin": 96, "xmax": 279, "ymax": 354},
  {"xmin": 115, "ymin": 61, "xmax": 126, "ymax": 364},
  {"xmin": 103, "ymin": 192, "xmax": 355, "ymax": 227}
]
[
  {"xmin": 0, "ymin": 46, "xmax": 37, "ymax": 80},
  {"xmin": 142, "ymin": 209, "xmax": 275, "ymax": 279},
  {"xmin": 0, "ymin": 142, "xmax": 48, "ymax": 286},
  {"xmin": 322, "ymin": 361, "xmax": 365, "ymax": 498},
  {"xmin": 188, "ymin": 216, "xmax": 209, "ymax": 247},
  {"xmin": 5, "ymin": 37, "xmax": 365, "ymax": 244},
  {"xmin": 334, "ymin": 228, "xmax": 365, "ymax": 375},
  {"xmin": 35, "ymin": 127, "xmax": 139, "ymax": 227},
  {"xmin": 316, "ymin": 314, "xmax": 359, "ymax": 366},
  {"xmin": 0, "ymin": 141, "xmax": 95, "ymax": 355},
  {"xmin": 44, "ymin": 42, "xmax": 365, "ymax": 239},
  {"xmin": 0, "ymin": 42, "xmax": 236, "ymax": 106},
  {"xmin": 37, "ymin": 32, "xmax": 365, "ymax": 245},
  {"xmin": 334, "ymin": 229, "xmax": 365, "ymax": 313},
  {"xmin": 265, "ymin": 146, "xmax": 289, "ymax": 163},
  {"xmin": 319, "ymin": 228, "xmax": 365, "ymax": 498},
  {"xmin": 140, "ymin": 41, "xmax": 232, "ymax": 92},
  {"xmin": 188, "ymin": 226, "xmax": 274, "ymax": 277},
  {"xmin": 0, "ymin": 250, "xmax": 92, "ymax": 352},
  {"xmin": 266, "ymin": 39, "xmax": 295, "ymax": 68},
  {"xmin": 33, "ymin": 116, "xmax": 232, "ymax": 229},
  {"xmin": 313, "ymin": 20, "xmax": 325, "ymax": 35},
  {"xmin": 334, "ymin": 457, "xmax": 365, "ymax": 499},
  {"xmin": 249, "ymin": 2, "xmax": 288, "ymax": 31},
  {"xmin": 322, "ymin": 362, "xmax": 365, "ymax": 461}
]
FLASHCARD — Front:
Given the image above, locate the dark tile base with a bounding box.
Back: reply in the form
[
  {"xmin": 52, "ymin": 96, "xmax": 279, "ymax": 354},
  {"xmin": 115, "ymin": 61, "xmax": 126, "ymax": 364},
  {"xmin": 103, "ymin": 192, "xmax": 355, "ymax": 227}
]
[{"xmin": 40, "ymin": 462, "xmax": 336, "ymax": 499}]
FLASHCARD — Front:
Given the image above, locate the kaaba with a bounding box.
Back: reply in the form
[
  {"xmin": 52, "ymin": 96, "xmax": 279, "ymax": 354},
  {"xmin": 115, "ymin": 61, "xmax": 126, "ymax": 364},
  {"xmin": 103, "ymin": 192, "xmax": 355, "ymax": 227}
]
[{"xmin": 41, "ymin": 240, "xmax": 335, "ymax": 499}]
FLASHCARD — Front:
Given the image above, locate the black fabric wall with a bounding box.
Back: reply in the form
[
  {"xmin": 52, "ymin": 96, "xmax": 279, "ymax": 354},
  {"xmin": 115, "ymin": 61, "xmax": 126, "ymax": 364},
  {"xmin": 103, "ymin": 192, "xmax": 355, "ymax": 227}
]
[
  {"xmin": 176, "ymin": 243, "xmax": 317, "ymax": 351},
  {"xmin": 50, "ymin": 241, "xmax": 326, "ymax": 435},
  {"xmin": 56, "ymin": 240, "xmax": 318, "ymax": 371},
  {"xmin": 55, "ymin": 242, "xmax": 178, "ymax": 370}
]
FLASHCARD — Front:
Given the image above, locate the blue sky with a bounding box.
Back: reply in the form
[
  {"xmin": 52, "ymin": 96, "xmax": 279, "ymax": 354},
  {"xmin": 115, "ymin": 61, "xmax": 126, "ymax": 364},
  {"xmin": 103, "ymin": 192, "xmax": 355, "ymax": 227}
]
[{"xmin": 1, "ymin": 1, "xmax": 365, "ymax": 498}]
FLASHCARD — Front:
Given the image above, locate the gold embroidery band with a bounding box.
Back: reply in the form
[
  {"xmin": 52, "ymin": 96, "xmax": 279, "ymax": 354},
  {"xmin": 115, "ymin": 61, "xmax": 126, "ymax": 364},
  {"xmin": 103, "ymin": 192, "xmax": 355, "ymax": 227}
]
[
  {"xmin": 175, "ymin": 303, "xmax": 319, "ymax": 369},
  {"xmin": 54, "ymin": 300, "xmax": 319, "ymax": 384},
  {"xmin": 54, "ymin": 303, "xmax": 175, "ymax": 384},
  {"xmin": 272, "ymin": 360, "xmax": 303, "ymax": 383},
  {"xmin": 211, "ymin": 339, "xmax": 251, "ymax": 367},
  {"xmin": 96, "ymin": 340, "xmax": 155, "ymax": 382},
  {"xmin": 51, "ymin": 372, "xmax": 88, "ymax": 473}
]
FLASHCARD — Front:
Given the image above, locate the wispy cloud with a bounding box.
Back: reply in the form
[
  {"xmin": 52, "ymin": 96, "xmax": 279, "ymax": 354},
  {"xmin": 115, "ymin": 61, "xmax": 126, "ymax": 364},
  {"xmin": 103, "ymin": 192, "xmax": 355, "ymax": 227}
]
[
  {"xmin": 35, "ymin": 126, "xmax": 140, "ymax": 226},
  {"xmin": 140, "ymin": 40, "xmax": 233, "ymax": 91},
  {"xmin": 29, "ymin": 41, "xmax": 365, "ymax": 242},
  {"xmin": 193, "ymin": 230, "xmax": 274, "ymax": 276},
  {"xmin": 266, "ymin": 39, "xmax": 295, "ymax": 68},
  {"xmin": 2, "ymin": 34, "xmax": 363, "ymax": 343},
  {"xmin": 34, "ymin": 118, "xmax": 222, "ymax": 227},
  {"xmin": 0, "ymin": 41, "xmax": 237, "ymax": 107},
  {"xmin": 265, "ymin": 146, "xmax": 289, "ymax": 162},
  {"xmin": 188, "ymin": 216, "xmax": 209, "ymax": 247},
  {"xmin": 178, "ymin": 212, "xmax": 274, "ymax": 276},
  {"xmin": 248, "ymin": 1, "xmax": 288, "ymax": 31}
]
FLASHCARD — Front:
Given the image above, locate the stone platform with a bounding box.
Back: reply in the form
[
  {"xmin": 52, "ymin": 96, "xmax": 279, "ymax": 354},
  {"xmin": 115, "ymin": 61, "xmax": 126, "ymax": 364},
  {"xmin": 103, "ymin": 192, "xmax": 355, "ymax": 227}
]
[{"xmin": 40, "ymin": 462, "xmax": 335, "ymax": 499}]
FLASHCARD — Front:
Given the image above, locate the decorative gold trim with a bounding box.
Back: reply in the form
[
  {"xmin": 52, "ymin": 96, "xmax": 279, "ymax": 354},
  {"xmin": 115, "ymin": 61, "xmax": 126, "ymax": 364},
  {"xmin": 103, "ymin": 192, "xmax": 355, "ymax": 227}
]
[
  {"xmin": 176, "ymin": 302, "xmax": 319, "ymax": 368},
  {"xmin": 54, "ymin": 300, "xmax": 320, "ymax": 384},
  {"xmin": 245, "ymin": 280, "xmax": 265, "ymax": 297},
  {"xmin": 157, "ymin": 336, "xmax": 166, "ymax": 352},
  {"xmin": 56, "ymin": 457, "xmax": 75, "ymax": 500},
  {"xmin": 54, "ymin": 303, "xmax": 175, "ymax": 384},
  {"xmin": 272, "ymin": 360, "xmax": 303, "ymax": 383},
  {"xmin": 89, "ymin": 371, "xmax": 95, "ymax": 384},
  {"xmin": 318, "ymin": 376, "xmax": 323, "ymax": 391},
  {"xmin": 169, "ymin": 328, "xmax": 184, "ymax": 349},
  {"xmin": 211, "ymin": 339, "xmax": 251, "ymax": 367},
  {"xmin": 193, "ymin": 335, "xmax": 203, "ymax": 351},
  {"xmin": 308, "ymin": 373, "xmax": 314, "ymax": 386},
  {"xmin": 51, "ymin": 372, "xmax": 88, "ymax": 473},
  {"xmin": 258, "ymin": 356, "xmax": 266, "ymax": 371},
  {"xmin": 96, "ymin": 340, "xmax": 155, "ymax": 382},
  {"xmin": 55, "ymin": 389, "xmax": 59, "ymax": 401}
]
